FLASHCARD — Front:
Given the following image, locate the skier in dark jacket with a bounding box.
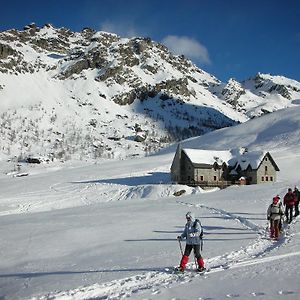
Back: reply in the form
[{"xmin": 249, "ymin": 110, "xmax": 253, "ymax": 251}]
[
  {"xmin": 177, "ymin": 212, "xmax": 205, "ymax": 272},
  {"xmin": 284, "ymin": 188, "xmax": 296, "ymax": 223},
  {"xmin": 293, "ymin": 187, "xmax": 300, "ymax": 217}
]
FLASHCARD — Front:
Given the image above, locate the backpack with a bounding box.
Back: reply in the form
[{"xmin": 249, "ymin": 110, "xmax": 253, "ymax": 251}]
[
  {"xmin": 270, "ymin": 203, "xmax": 282, "ymax": 215},
  {"xmin": 193, "ymin": 219, "xmax": 204, "ymax": 239}
]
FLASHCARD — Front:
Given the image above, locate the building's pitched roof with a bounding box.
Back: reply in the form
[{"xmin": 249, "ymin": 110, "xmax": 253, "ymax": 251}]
[
  {"xmin": 182, "ymin": 149, "xmax": 233, "ymax": 166},
  {"xmin": 181, "ymin": 148, "xmax": 279, "ymax": 171},
  {"xmin": 228, "ymin": 150, "xmax": 266, "ymax": 171}
]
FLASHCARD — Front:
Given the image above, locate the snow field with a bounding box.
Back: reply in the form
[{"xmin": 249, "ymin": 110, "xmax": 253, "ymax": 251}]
[{"xmin": 1, "ymin": 107, "xmax": 300, "ymax": 299}]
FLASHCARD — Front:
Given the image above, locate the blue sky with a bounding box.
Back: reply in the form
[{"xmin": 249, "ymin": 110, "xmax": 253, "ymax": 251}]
[{"xmin": 1, "ymin": 0, "xmax": 299, "ymax": 82}]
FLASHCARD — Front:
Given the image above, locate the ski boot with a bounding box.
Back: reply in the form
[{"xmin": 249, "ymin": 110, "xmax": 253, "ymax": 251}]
[
  {"xmin": 174, "ymin": 266, "xmax": 184, "ymax": 273},
  {"xmin": 196, "ymin": 266, "xmax": 206, "ymax": 273}
]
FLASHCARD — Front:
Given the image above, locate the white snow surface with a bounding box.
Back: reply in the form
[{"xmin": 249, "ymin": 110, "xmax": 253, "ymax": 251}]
[
  {"xmin": 182, "ymin": 149, "xmax": 233, "ymax": 165},
  {"xmin": 1, "ymin": 106, "xmax": 300, "ymax": 300}
]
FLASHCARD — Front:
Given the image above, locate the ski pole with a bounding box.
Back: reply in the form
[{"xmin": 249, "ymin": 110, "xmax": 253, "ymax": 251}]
[
  {"xmin": 194, "ymin": 253, "xmax": 198, "ymax": 269},
  {"xmin": 178, "ymin": 238, "xmax": 183, "ymax": 256},
  {"xmin": 200, "ymin": 238, "xmax": 203, "ymax": 251}
]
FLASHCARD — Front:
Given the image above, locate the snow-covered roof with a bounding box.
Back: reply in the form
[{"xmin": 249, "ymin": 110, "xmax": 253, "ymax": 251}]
[
  {"xmin": 228, "ymin": 150, "xmax": 267, "ymax": 170},
  {"xmin": 183, "ymin": 149, "xmax": 233, "ymax": 165},
  {"xmin": 182, "ymin": 148, "xmax": 273, "ymax": 171}
]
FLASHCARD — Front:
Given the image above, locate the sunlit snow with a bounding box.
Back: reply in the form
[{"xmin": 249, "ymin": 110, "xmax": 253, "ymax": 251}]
[{"xmin": 1, "ymin": 106, "xmax": 300, "ymax": 299}]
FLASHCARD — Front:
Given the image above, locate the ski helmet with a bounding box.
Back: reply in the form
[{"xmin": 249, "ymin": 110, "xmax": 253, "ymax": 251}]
[{"xmin": 186, "ymin": 211, "xmax": 194, "ymax": 220}]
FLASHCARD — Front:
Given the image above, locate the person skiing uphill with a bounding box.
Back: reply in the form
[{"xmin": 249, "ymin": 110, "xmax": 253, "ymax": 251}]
[
  {"xmin": 177, "ymin": 212, "xmax": 205, "ymax": 272},
  {"xmin": 267, "ymin": 195, "xmax": 284, "ymax": 239},
  {"xmin": 284, "ymin": 188, "xmax": 296, "ymax": 223}
]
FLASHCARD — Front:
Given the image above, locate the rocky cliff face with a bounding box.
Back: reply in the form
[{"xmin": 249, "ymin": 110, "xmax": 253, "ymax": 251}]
[{"xmin": 0, "ymin": 23, "xmax": 300, "ymax": 161}]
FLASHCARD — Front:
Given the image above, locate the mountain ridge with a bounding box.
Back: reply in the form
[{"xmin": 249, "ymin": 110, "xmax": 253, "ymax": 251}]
[{"xmin": 1, "ymin": 23, "xmax": 300, "ymax": 161}]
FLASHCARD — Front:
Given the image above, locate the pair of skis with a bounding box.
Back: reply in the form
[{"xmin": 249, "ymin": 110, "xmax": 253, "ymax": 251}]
[
  {"xmin": 176, "ymin": 238, "xmax": 206, "ymax": 274},
  {"xmin": 165, "ymin": 267, "xmax": 208, "ymax": 275},
  {"xmin": 175, "ymin": 267, "xmax": 208, "ymax": 275}
]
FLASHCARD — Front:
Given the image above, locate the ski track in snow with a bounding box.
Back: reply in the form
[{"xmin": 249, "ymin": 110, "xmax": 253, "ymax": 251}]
[
  {"xmin": 30, "ymin": 200, "xmax": 299, "ymax": 300},
  {"xmin": 0, "ymin": 181, "xmax": 114, "ymax": 215},
  {"xmin": 0, "ymin": 174, "xmax": 176, "ymax": 216}
]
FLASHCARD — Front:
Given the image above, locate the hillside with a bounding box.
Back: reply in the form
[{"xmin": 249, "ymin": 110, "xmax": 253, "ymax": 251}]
[
  {"xmin": 1, "ymin": 23, "xmax": 300, "ymax": 162},
  {"xmin": 171, "ymin": 105, "xmax": 300, "ymax": 153}
]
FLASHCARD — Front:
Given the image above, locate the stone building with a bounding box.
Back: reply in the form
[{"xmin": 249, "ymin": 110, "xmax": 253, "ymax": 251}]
[{"xmin": 170, "ymin": 145, "xmax": 279, "ymax": 187}]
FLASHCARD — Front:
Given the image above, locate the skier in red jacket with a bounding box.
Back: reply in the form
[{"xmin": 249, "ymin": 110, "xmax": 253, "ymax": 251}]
[{"xmin": 284, "ymin": 188, "xmax": 296, "ymax": 223}]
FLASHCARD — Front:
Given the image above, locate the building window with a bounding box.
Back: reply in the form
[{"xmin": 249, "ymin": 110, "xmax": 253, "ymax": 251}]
[
  {"xmin": 270, "ymin": 176, "xmax": 273, "ymax": 181},
  {"xmin": 200, "ymin": 176, "xmax": 204, "ymax": 181},
  {"xmin": 262, "ymin": 177, "xmax": 264, "ymax": 181},
  {"xmin": 266, "ymin": 176, "xmax": 269, "ymax": 181},
  {"xmin": 213, "ymin": 176, "xmax": 217, "ymax": 181},
  {"xmin": 265, "ymin": 166, "xmax": 268, "ymax": 174}
]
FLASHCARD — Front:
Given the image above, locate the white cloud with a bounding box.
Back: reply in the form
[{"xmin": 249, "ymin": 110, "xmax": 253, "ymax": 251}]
[
  {"xmin": 161, "ymin": 35, "xmax": 211, "ymax": 65},
  {"xmin": 100, "ymin": 21, "xmax": 138, "ymax": 38}
]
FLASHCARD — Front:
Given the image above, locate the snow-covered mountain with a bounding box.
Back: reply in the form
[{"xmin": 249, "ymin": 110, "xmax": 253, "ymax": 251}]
[
  {"xmin": 1, "ymin": 23, "xmax": 300, "ymax": 161},
  {"xmin": 213, "ymin": 73, "xmax": 300, "ymax": 118}
]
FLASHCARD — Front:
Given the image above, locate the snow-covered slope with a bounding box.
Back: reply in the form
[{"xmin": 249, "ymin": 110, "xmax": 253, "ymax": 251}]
[
  {"xmin": 173, "ymin": 105, "xmax": 300, "ymax": 153},
  {"xmin": 0, "ymin": 98, "xmax": 300, "ymax": 300},
  {"xmin": 1, "ymin": 23, "xmax": 300, "ymax": 162}
]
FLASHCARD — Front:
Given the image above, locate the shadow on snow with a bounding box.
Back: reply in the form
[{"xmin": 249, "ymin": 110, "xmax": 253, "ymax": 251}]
[
  {"xmin": 71, "ymin": 172, "xmax": 170, "ymax": 186},
  {"xmin": 0, "ymin": 267, "xmax": 168, "ymax": 279}
]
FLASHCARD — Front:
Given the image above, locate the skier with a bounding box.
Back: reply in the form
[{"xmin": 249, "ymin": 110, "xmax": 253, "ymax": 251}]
[
  {"xmin": 267, "ymin": 195, "xmax": 284, "ymax": 239},
  {"xmin": 283, "ymin": 188, "xmax": 296, "ymax": 223},
  {"xmin": 177, "ymin": 211, "xmax": 205, "ymax": 272},
  {"xmin": 293, "ymin": 186, "xmax": 300, "ymax": 217}
]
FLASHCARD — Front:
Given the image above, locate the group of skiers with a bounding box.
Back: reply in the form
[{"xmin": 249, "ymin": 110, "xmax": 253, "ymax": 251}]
[
  {"xmin": 267, "ymin": 186, "xmax": 300, "ymax": 240},
  {"xmin": 175, "ymin": 186, "xmax": 300, "ymax": 272}
]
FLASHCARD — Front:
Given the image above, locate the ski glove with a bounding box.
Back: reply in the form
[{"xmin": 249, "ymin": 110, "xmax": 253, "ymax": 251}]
[{"xmin": 189, "ymin": 232, "xmax": 201, "ymax": 237}]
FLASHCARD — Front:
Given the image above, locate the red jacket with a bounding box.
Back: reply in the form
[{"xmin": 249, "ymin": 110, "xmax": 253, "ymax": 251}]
[{"xmin": 284, "ymin": 192, "xmax": 296, "ymax": 207}]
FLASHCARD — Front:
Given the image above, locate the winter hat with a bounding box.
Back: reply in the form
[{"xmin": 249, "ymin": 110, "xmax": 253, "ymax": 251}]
[
  {"xmin": 186, "ymin": 211, "xmax": 194, "ymax": 220},
  {"xmin": 273, "ymin": 196, "xmax": 279, "ymax": 204}
]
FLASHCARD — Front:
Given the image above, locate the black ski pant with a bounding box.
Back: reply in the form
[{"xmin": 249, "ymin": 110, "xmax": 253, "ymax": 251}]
[
  {"xmin": 295, "ymin": 202, "xmax": 299, "ymax": 217},
  {"xmin": 285, "ymin": 205, "xmax": 293, "ymax": 223},
  {"xmin": 184, "ymin": 244, "xmax": 202, "ymax": 259}
]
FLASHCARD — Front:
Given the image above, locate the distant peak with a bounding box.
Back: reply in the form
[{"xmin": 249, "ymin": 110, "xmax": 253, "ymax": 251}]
[
  {"xmin": 43, "ymin": 23, "xmax": 54, "ymax": 29},
  {"xmin": 24, "ymin": 22, "xmax": 38, "ymax": 30}
]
